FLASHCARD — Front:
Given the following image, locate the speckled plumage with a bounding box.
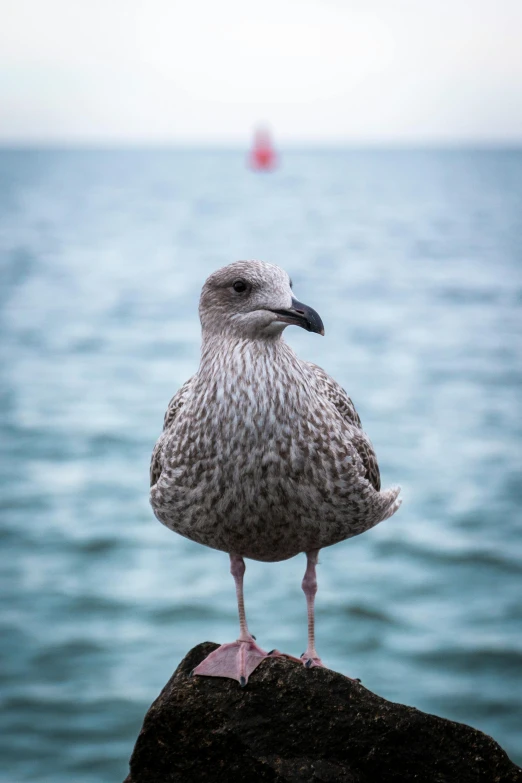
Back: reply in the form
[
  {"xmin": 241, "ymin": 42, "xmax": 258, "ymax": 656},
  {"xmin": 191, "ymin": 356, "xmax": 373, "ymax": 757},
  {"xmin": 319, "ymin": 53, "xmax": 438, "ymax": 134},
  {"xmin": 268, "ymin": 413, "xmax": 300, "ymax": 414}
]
[{"xmin": 150, "ymin": 260, "xmax": 401, "ymax": 563}]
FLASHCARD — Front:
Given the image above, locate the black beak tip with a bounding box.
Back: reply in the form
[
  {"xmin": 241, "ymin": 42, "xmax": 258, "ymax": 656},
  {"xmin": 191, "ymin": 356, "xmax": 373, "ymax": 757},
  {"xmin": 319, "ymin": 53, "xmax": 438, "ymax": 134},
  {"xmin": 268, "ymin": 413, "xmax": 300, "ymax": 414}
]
[
  {"xmin": 306, "ymin": 321, "xmax": 325, "ymax": 336},
  {"xmin": 309, "ymin": 316, "xmax": 325, "ymax": 336},
  {"xmin": 291, "ymin": 298, "xmax": 325, "ymax": 336},
  {"xmin": 271, "ymin": 299, "xmax": 325, "ymax": 335}
]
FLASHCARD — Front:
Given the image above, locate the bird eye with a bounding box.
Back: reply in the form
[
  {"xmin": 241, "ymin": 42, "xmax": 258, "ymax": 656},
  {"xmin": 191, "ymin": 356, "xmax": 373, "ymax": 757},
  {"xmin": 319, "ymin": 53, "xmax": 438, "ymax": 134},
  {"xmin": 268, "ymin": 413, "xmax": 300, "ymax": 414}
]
[{"xmin": 232, "ymin": 280, "xmax": 248, "ymax": 293}]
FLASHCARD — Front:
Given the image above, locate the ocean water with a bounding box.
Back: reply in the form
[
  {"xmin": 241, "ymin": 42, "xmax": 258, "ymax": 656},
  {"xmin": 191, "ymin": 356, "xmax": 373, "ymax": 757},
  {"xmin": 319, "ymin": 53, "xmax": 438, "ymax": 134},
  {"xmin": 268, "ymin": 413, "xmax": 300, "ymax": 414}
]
[{"xmin": 0, "ymin": 148, "xmax": 521, "ymax": 781}]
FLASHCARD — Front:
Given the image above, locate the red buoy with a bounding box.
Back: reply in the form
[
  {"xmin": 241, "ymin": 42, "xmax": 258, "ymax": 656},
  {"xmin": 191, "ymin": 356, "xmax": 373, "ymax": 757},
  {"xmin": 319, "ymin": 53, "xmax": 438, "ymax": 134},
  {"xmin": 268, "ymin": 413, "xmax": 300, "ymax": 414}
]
[{"xmin": 249, "ymin": 127, "xmax": 277, "ymax": 171}]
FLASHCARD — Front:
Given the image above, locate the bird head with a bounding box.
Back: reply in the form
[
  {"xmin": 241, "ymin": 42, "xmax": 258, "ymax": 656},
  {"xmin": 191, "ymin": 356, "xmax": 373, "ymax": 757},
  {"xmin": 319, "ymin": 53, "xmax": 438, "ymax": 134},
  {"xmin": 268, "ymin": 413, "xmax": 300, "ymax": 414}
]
[{"xmin": 199, "ymin": 260, "xmax": 324, "ymax": 340}]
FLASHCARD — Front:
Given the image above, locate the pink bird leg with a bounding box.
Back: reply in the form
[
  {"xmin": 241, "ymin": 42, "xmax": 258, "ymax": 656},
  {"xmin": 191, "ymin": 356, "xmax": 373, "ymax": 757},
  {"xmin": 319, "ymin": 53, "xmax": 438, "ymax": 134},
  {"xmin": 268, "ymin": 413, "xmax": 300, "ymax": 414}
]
[
  {"xmin": 300, "ymin": 550, "xmax": 326, "ymax": 669},
  {"xmin": 192, "ymin": 554, "xmax": 279, "ymax": 686}
]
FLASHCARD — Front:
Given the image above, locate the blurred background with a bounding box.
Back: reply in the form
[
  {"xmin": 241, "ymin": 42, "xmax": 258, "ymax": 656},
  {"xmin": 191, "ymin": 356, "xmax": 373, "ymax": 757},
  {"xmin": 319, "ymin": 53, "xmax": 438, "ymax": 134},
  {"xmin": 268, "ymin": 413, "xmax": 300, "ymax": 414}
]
[{"xmin": 1, "ymin": 1, "xmax": 521, "ymax": 781}]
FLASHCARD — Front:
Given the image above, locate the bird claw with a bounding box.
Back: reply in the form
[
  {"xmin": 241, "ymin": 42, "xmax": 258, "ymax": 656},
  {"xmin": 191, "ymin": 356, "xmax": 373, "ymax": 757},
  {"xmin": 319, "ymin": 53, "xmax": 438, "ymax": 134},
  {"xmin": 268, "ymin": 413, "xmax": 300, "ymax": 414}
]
[{"xmin": 301, "ymin": 653, "xmax": 325, "ymax": 669}]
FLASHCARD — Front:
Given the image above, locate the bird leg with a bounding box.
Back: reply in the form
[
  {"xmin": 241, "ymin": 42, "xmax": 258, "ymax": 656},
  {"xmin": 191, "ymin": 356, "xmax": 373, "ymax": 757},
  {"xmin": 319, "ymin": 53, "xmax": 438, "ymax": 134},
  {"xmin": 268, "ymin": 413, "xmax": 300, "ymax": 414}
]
[
  {"xmin": 192, "ymin": 554, "xmax": 276, "ymax": 687},
  {"xmin": 301, "ymin": 550, "xmax": 325, "ymax": 669}
]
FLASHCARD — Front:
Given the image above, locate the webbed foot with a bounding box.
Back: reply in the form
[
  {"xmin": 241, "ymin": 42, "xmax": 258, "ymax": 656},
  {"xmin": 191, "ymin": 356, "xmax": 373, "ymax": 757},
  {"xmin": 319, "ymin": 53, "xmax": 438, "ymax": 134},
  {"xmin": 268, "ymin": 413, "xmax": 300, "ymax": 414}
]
[{"xmin": 192, "ymin": 639, "xmax": 278, "ymax": 686}]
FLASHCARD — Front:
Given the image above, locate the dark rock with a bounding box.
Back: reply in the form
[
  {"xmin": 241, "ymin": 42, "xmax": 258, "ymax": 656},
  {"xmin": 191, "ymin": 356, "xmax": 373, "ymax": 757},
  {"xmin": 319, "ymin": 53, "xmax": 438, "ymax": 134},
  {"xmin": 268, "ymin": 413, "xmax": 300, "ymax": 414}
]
[{"xmin": 124, "ymin": 642, "xmax": 522, "ymax": 783}]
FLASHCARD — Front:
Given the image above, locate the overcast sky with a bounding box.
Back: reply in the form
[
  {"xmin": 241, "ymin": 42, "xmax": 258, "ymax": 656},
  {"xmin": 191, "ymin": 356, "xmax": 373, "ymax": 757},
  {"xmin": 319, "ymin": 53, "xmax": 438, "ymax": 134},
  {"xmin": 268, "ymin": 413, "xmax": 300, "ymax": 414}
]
[{"xmin": 1, "ymin": 0, "xmax": 522, "ymax": 144}]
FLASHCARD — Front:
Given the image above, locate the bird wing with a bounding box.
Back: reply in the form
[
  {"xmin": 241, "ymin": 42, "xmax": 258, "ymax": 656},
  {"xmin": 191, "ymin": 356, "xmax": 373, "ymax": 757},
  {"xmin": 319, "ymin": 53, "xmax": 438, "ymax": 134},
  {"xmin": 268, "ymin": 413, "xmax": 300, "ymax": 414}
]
[
  {"xmin": 306, "ymin": 362, "xmax": 381, "ymax": 492},
  {"xmin": 150, "ymin": 375, "xmax": 195, "ymax": 487}
]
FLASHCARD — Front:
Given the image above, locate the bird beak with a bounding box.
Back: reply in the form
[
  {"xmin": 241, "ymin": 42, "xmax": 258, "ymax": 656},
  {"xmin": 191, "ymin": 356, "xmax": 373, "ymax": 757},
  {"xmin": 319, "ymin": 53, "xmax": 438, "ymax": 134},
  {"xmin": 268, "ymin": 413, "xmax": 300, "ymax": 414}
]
[{"xmin": 270, "ymin": 298, "xmax": 325, "ymax": 335}]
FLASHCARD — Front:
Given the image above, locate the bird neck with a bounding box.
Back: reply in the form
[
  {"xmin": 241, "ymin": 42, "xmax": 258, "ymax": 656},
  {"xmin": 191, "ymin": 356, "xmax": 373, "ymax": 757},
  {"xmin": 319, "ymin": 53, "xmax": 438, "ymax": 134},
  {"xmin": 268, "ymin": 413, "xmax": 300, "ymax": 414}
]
[{"xmin": 199, "ymin": 333, "xmax": 297, "ymax": 380}]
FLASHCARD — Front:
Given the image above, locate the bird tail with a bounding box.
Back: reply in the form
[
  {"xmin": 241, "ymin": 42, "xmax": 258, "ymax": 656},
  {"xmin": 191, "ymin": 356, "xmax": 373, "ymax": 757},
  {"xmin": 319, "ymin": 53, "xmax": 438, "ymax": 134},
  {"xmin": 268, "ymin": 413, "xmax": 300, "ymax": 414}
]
[{"xmin": 378, "ymin": 485, "xmax": 402, "ymax": 522}]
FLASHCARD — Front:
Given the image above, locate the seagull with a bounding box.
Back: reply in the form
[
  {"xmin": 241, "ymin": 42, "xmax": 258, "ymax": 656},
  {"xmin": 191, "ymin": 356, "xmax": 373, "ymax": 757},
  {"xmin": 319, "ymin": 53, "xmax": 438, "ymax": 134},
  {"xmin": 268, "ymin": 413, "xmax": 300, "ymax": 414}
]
[{"xmin": 150, "ymin": 260, "xmax": 401, "ymax": 686}]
